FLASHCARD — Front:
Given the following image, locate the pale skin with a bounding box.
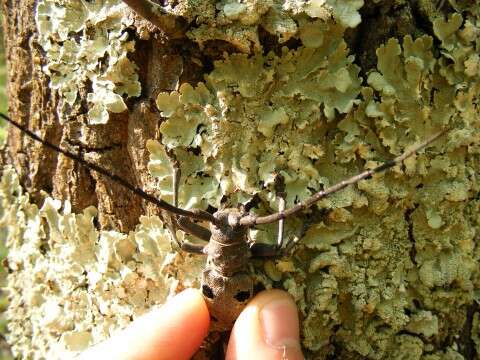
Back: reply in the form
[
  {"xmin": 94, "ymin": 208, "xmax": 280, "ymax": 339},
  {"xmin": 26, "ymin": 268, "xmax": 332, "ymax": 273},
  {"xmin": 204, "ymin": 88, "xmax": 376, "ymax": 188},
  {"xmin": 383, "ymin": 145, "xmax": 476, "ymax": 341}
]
[{"xmin": 78, "ymin": 289, "xmax": 304, "ymax": 360}]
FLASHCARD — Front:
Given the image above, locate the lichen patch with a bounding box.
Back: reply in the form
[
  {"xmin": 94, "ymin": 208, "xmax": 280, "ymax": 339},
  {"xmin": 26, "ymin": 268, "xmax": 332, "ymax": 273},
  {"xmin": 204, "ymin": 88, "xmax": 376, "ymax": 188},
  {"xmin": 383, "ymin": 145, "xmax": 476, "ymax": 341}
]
[
  {"xmin": 1, "ymin": 167, "xmax": 203, "ymax": 358},
  {"xmin": 36, "ymin": 0, "xmax": 141, "ymax": 124}
]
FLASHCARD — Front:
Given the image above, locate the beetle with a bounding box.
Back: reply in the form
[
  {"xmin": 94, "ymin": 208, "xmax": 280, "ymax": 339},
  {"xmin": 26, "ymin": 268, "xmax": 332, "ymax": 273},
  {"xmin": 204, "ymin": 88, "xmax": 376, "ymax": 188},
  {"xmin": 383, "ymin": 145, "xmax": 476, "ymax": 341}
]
[
  {"xmin": 109, "ymin": 3, "xmax": 450, "ymax": 328},
  {"xmin": 0, "ymin": 112, "xmax": 446, "ymax": 330}
]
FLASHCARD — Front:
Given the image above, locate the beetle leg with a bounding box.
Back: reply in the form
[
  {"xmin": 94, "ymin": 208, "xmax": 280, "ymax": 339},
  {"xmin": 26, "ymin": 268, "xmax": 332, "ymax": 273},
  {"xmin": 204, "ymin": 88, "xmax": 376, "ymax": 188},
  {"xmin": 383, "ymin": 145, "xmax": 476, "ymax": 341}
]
[
  {"xmin": 275, "ymin": 174, "xmax": 286, "ymax": 249},
  {"xmin": 181, "ymin": 241, "xmax": 207, "ymax": 255},
  {"xmin": 250, "ymin": 174, "xmax": 287, "ymax": 258},
  {"xmin": 250, "ymin": 242, "xmax": 278, "ymax": 258},
  {"xmin": 276, "ymin": 193, "xmax": 286, "ymax": 249},
  {"xmin": 167, "ymin": 153, "xmax": 211, "ymax": 249},
  {"xmin": 281, "ymin": 220, "xmax": 310, "ymax": 256},
  {"xmin": 177, "ymin": 216, "xmax": 212, "ymax": 242},
  {"xmin": 282, "ymin": 234, "xmax": 301, "ymax": 255},
  {"xmin": 250, "ymin": 235, "xmax": 299, "ymax": 258},
  {"xmin": 164, "ymin": 152, "xmax": 182, "ymax": 249}
]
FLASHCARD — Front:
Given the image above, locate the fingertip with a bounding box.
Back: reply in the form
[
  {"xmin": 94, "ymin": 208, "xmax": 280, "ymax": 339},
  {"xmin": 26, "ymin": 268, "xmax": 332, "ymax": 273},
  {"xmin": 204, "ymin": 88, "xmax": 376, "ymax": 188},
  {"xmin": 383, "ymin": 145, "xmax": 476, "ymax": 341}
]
[
  {"xmin": 226, "ymin": 290, "xmax": 304, "ymax": 360},
  {"xmin": 142, "ymin": 288, "xmax": 211, "ymax": 359},
  {"xmin": 167, "ymin": 288, "xmax": 210, "ymax": 328},
  {"xmin": 79, "ymin": 289, "xmax": 210, "ymax": 360},
  {"xmin": 165, "ymin": 288, "xmax": 211, "ymax": 335}
]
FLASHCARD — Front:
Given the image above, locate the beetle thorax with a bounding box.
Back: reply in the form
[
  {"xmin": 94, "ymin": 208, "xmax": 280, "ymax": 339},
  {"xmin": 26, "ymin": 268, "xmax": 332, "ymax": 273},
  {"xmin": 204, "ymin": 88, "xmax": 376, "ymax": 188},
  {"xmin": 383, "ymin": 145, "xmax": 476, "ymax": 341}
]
[{"xmin": 205, "ymin": 208, "xmax": 251, "ymax": 276}]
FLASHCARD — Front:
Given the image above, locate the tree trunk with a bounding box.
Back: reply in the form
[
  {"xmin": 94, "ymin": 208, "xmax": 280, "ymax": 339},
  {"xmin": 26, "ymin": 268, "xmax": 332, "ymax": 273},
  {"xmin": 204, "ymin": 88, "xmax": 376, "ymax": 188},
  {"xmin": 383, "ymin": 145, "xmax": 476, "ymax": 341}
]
[{"xmin": 1, "ymin": 0, "xmax": 479, "ymax": 359}]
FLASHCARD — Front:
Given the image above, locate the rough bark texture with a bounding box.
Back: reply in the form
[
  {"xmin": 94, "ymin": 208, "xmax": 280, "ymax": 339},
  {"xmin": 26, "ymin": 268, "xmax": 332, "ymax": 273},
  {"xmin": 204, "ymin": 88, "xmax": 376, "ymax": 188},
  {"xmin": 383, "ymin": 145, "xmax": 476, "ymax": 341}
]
[
  {"xmin": 1, "ymin": 0, "xmax": 479, "ymax": 359},
  {"xmin": 1, "ymin": 0, "xmax": 183, "ymax": 232}
]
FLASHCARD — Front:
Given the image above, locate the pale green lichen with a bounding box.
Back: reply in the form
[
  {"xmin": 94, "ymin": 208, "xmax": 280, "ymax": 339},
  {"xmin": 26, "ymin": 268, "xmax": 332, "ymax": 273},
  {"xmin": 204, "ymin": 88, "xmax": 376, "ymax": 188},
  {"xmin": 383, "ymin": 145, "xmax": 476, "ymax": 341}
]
[
  {"xmin": 148, "ymin": 10, "xmax": 479, "ymax": 359},
  {"xmin": 0, "ymin": 167, "xmax": 203, "ymax": 359},
  {"xmin": 405, "ymin": 310, "xmax": 439, "ymax": 337},
  {"xmin": 4, "ymin": 2, "xmax": 480, "ymax": 359},
  {"xmin": 36, "ymin": 0, "xmax": 141, "ymax": 124},
  {"xmin": 151, "ymin": 21, "xmax": 361, "ymax": 215},
  {"xmin": 323, "ymin": 0, "xmax": 363, "ymax": 28},
  {"xmin": 181, "ymin": 0, "xmax": 363, "ymax": 52}
]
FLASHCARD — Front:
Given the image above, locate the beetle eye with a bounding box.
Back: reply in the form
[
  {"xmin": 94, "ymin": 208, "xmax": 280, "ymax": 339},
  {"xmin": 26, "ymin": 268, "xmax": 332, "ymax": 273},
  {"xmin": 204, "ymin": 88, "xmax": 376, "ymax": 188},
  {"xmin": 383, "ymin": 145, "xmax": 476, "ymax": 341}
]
[
  {"xmin": 202, "ymin": 285, "xmax": 214, "ymax": 299},
  {"xmin": 234, "ymin": 290, "xmax": 250, "ymax": 302}
]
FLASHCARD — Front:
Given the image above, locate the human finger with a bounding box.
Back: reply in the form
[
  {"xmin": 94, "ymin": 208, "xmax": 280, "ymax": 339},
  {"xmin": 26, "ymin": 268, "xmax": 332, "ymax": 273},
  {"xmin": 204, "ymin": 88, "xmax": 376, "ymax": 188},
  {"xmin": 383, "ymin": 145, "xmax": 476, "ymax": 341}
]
[
  {"xmin": 78, "ymin": 288, "xmax": 210, "ymax": 360},
  {"xmin": 225, "ymin": 289, "xmax": 304, "ymax": 360}
]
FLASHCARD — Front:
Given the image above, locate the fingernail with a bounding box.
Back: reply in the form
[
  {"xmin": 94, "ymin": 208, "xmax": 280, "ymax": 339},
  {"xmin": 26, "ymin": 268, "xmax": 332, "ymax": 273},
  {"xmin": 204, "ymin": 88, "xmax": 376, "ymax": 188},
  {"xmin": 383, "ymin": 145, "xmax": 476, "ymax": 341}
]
[{"xmin": 260, "ymin": 298, "xmax": 300, "ymax": 350}]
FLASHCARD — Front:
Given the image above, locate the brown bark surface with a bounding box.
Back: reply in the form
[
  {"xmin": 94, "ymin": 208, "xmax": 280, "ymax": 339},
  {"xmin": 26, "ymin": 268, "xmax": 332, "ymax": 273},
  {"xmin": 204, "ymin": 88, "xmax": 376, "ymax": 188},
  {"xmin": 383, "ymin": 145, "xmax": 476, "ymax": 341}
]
[{"xmin": 0, "ymin": 0, "xmax": 191, "ymax": 233}]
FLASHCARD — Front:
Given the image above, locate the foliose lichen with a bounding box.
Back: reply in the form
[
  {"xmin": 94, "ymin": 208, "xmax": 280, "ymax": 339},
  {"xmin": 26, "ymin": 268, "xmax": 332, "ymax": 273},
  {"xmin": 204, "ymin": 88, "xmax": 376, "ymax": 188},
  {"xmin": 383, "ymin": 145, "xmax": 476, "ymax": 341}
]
[
  {"xmin": 36, "ymin": 0, "xmax": 141, "ymax": 124},
  {"xmin": 146, "ymin": 7, "xmax": 480, "ymax": 360},
  {"xmin": 4, "ymin": 0, "xmax": 480, "ymax": 359},
  {"xmin": 159, "ymin": 0, "xmax": 364, "ymax": 52},
  {"xmin": 1, "ymin": 167, "xmax": 203, "ymax": 358},
  {"xmin": 150, "ymin": 21, "xmax": 360, "ymax": 214}
]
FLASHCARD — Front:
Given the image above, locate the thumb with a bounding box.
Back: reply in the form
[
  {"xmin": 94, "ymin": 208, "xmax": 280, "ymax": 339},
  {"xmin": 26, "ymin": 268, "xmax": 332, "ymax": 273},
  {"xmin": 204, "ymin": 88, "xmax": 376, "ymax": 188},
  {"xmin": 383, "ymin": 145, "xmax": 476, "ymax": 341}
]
[{"xmin": 226, "ymin": 289, "xmax": 304, "ymax": 360}]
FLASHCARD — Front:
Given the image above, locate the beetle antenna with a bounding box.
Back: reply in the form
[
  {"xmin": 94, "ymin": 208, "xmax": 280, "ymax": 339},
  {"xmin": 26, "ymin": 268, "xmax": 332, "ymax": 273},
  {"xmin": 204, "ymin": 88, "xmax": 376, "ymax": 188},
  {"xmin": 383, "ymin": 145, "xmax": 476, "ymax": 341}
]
[
  {"xmin": 240, "ymin": 129, "xmax": 448, "ymax": 226},
  {"xmin": 122, "ymin": 0, "xmax": 187, "ymax": 38},
  {"xmin": 0, "ymin": 112, "xmax": 217, "ymax": 224}
]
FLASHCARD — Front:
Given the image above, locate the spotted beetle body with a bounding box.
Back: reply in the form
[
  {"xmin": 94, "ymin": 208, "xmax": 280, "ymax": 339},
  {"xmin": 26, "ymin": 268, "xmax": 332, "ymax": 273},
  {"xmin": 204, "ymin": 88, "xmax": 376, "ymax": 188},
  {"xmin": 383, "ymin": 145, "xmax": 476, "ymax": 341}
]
[{"xmin": 201, "ymin": 209, "xmax": 253, "ymax": 330}]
